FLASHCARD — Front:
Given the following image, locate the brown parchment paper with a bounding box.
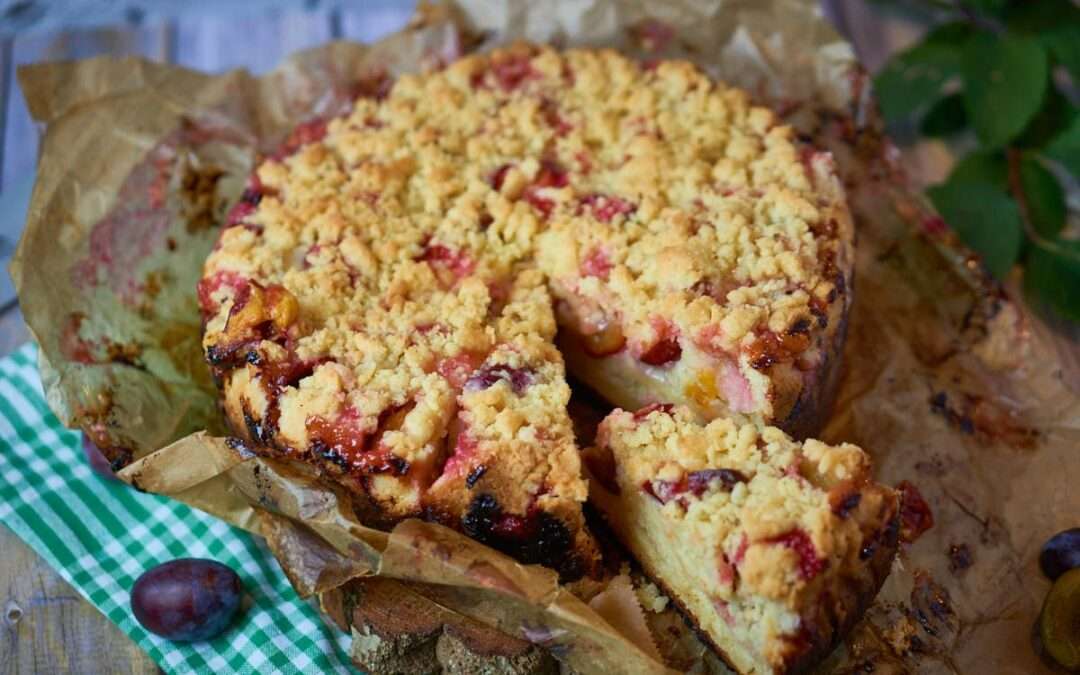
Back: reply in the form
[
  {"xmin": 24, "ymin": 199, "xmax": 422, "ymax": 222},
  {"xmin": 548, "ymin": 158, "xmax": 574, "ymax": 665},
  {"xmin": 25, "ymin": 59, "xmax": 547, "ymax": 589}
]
[{"xmin": 12, "ymin": 1, "xmax": 1080, "ymax": 673}]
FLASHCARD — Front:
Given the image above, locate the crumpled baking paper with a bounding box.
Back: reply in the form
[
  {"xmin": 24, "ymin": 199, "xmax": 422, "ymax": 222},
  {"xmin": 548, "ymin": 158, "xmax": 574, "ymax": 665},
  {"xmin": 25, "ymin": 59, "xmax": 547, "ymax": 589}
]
[{"xmin": 13, "ymin": 1, "xmax": 1077, "ymax": 672}]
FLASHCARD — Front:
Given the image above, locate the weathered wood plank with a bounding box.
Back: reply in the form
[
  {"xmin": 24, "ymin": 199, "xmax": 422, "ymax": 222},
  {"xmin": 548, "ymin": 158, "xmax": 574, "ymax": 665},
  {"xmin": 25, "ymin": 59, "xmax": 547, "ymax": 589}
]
[
  {"xmin": 0, "ymin": 303, "xmax": 27, "ymax": 353},
  {"xmin": 0, "ymin": 0, "xmax": 386, "ymax": 35},
  {"xmin": 0, "ymin": 308, "xmax": 146, "ymax": 675},
  {"xmin": 4, "ymin": 31, "xmax": 49, "ymax": 194},
  {"xmin": 0, "ymin": 525, "xmax": 162, "ymax": 675},
  {"xmin": 338, "ymin": 4, "xmax": 413, "ymax": 44},
  {"xmin": 172, "ymin": 9, "xmax": 332, "ymax": 74},
  {"xmin": 275, "ymin": 9, "xmax": 335, "ymax": 62},
  {"xmin": 0, "ymin": 28, "xmax": 166, "ymax": 670},
  {"xmin": 0, "ymin": 37, "xmax": 10, "ymax": 188},
  {"xmin": 4, "ymin": 25, "xmax": 162, "ymax": 192}
]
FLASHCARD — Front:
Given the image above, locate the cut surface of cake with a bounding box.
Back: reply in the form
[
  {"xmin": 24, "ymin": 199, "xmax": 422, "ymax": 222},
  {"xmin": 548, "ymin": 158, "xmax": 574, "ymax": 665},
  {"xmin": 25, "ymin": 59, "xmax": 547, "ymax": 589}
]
[
  {"xmin": 586, "ymin": 405, "xmax": 898, "ymax": 673},
  {"xmin": 198, "ymin": 42, "xmax": 855, "ymax": 581}
]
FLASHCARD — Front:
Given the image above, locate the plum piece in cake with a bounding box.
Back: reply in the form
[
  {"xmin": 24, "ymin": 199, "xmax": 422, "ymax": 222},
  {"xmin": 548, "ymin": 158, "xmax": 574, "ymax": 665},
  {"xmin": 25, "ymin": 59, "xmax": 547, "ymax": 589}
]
[{"xmin": 586, "ymin": 406, "xmax": 898, "ymax": 674}]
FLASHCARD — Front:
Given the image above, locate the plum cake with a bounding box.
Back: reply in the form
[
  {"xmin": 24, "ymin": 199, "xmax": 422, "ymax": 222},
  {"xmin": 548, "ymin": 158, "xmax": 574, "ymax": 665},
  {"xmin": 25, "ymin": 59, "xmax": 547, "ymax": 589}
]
[
  {"xmin": 586, "ymin": 405, "xmax": 898, "ymax": 674},
  {"xmin": 198, "ymin": 43, "xmax": 855, "ymax": 585}
]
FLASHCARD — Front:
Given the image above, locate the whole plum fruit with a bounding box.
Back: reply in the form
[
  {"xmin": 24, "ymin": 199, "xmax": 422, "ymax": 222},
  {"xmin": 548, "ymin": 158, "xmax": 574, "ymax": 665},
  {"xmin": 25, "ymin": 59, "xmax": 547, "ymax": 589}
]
[{"xmin": 130, "ymin": 558, "xmax": 242, "ymax": 641}]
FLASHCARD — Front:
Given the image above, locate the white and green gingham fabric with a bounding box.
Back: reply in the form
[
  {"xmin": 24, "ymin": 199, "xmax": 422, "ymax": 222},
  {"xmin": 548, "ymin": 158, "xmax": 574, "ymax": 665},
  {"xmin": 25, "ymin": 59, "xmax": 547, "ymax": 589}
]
[{"xmin": 0, "ymin": 343, "xmax": 360, "ymax": 674}]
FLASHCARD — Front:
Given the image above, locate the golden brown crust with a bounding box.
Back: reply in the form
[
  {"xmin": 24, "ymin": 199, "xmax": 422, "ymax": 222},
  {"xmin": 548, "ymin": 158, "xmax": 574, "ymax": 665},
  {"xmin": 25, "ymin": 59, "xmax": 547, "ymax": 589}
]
[{"xmin": 773, "ymin": 294, "xmax": 850, "ymax": 441}]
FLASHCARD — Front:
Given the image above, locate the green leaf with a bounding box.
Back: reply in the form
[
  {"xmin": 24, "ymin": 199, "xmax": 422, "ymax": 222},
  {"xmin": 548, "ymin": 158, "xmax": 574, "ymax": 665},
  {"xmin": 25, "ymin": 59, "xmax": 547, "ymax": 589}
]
[
  {"xmin": 1019, "ymin": 156, "xmax": 1067, "ymax": 239},
  {"xmin": 1014, "ymin": 85, "xmax": 1078, "ymax": 150},
  {"xmin": 1006, "ymin": 0, "xmax": 1080, "ymax": 79},
  {"xmin": 920, "ymin": 93, "xmax": 967, "ymax": 137},
  {"xmin": 1045, "ymin": 116, "xmax": 1080, "ymax": 176},
  {"xmin": 926, "ymin": 180, "xmax": 1023, "ymax": 279},
  {"xmin": 874, "ymin": 24, "xmax": 969, "ymax": 123},
  {"xmin": 1024, "ymin": 240, "xmax": 1080, "ymax": 324},
  {"xmin": 922, "ymin": 22, "xmax": 977, "ymax": 47},
  {"xmin": 962, "ymin": 34, "xmax": 1049, "ymax": 147},
  {"xmin": 1006, "ymin": 0, "xmax": 1080, "ymax": 33},
  {"xmin": 949, "ymin": 151, "xmax": 1008, "ymax": 188},
  {"xmin": 1043, "ymin": 26, "xmax": 1080, "ymax": 80},
  {"xmin": 967, "ymin": 0, "xmax": 1007, "ymax": 17}
]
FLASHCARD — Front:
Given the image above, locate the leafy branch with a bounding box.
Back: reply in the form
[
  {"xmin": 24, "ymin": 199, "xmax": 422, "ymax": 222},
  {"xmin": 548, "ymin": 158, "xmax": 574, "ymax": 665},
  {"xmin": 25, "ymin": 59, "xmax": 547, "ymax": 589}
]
[{"xmin": 873, "ymin": 0, "xmax": 1080, "ymax": 323}]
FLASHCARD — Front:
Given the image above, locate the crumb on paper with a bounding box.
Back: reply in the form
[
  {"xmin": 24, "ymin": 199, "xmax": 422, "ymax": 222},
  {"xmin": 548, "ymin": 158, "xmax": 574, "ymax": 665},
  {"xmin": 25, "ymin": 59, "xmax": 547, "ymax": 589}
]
[{"xmin": 634, "ymin": 581, "xmax": 670, "ymax": 613}]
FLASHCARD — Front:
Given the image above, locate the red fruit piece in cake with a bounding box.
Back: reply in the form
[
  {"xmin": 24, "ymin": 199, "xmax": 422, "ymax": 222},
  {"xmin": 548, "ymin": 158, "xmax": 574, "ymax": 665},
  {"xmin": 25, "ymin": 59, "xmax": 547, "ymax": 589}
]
[
  {"xmin": 579, "ymin": 193, "xmax": 636, "ymax": 222},
  {"xmin": 437, "ymin": 351, "xmax": 486, "ymax": 390},
  {"xmin": 522, "ymin": 159, "xmax": 569, "ymax": 218},
  {"xmin": 489, "ymin": 164, "xmax": 513, "ymax": 191},
  {"xmin": 196, "ymin": 271, "xmax": 248, "ymax": 316},
  {"xmin": 638, "ymin": 320, "xmax": 682, "ymax": 367},
  {"xmin": 632, "ymin": 402, "xmax": 675, "ymax": 421},
  {"xmin": 464, "ymin": 364, "xmax": 534, "ymax": 394},
  {"xmin": 275, "ymin": 118, "xmax": 328, "ymax": 158},
  {"xmin": 419, "ymin": 242, "xmax": 476, "ymax": 285},
  {"xmin": 489, "ymin": 53, "xmax": 539, "ymax": 92},
  {"xmin": 225, "ymin": 193, "xmax": 260, "ymax": 227},
  {"xmin": 767, "ymin": 529, "xmax": 826, "ymax": 581},
  {"xmin": 580, "ymin": 247, "xmax": 612, "ymax": 280},
  {"xmin": 540, "ymin": 98, "xmax": 573, "ymax": 136},
  {"xmin": 718, "ymin": 359, "xmax": 756, "ymax": 414},
  {"xmin": 306, "ymin": 406, "xmax": 370, "ymax": 468}
]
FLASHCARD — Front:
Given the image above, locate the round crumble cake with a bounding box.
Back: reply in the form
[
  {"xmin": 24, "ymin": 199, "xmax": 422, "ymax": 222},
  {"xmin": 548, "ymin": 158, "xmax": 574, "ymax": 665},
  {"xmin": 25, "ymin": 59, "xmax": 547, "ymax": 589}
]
[{"xmin": 198, "ymin": 42, "xmax": 856, "ymax": 587}]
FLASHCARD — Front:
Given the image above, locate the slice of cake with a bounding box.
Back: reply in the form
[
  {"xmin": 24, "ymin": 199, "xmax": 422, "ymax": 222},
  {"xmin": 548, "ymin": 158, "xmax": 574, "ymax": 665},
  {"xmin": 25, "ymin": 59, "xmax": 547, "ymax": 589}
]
[
  {"xmin": 586, "ymin": 405, "xmax": 898, "ymax": 673},
  {"xmin": 201, "ymin": 257, "xmax": 597, "ymax": 578},
  {"xmin": 527, "ymin": 47, "xmax": 854, "ymax": 438},
  {"xmin": 199, "ymin": 42, "xmax": 856, "ymax": 581}
]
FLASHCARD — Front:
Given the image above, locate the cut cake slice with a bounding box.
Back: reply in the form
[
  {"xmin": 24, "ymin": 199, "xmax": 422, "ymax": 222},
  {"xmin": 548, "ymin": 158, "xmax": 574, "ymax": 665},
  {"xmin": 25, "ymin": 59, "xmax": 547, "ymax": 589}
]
[{"xmin": 586, "ymin": 405, "xmax": 898, "ymax": 673}]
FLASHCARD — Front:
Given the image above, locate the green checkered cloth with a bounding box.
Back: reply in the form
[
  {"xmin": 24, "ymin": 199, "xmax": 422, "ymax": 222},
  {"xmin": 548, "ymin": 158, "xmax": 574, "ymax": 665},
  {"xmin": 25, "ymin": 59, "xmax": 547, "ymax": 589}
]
[{"xmin": 0, "ymin": 343, "xmax": 359, "ymax": 674}]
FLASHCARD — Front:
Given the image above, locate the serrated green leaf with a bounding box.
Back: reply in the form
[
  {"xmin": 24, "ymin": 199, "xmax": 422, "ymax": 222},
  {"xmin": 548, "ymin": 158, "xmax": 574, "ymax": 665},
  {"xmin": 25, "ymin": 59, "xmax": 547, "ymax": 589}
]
[
  {"xmin": 921, "ymin": 93, "xmax": 968, "ymax": 136},
  {"xmin": 1024, "ymin": 240, "xmax": 1080, "ymax": 324},
  {"xmin": 874, "ymin": 35, "xmax": 965, "ymax": 123},
  {"xmin": 1019, "ymin": 156, "xmax": 1067, "ymax": 238},
  {"xmin": 927, "ymin": 180, "xmax": 1023, "ymax": 279},
  {"xmin": 963, "ymin": 34, "xmax": 1049, "ymax": 147},
  {"xmin": 950, "ymin": 151, "xmax": 1008, "ymax": 188},
  {"xmin": 1045, "ymin": 116, "xmax": 1080, "ymax": 176}
]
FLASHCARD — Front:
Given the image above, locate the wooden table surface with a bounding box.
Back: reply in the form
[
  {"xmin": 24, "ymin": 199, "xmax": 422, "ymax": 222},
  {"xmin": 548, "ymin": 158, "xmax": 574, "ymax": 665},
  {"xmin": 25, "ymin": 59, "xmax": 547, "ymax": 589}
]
[{"xmin": 4, "ymin": 2, "xmax": 1069, "ymax": 674}]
